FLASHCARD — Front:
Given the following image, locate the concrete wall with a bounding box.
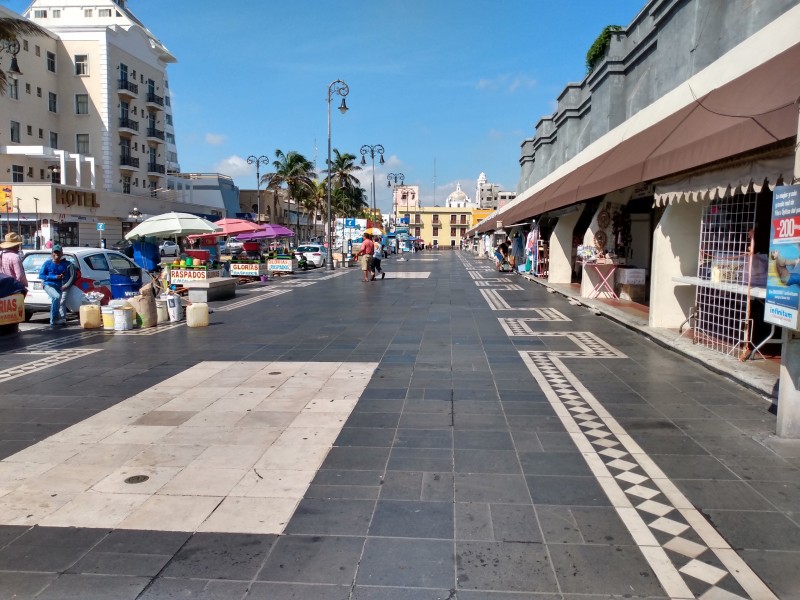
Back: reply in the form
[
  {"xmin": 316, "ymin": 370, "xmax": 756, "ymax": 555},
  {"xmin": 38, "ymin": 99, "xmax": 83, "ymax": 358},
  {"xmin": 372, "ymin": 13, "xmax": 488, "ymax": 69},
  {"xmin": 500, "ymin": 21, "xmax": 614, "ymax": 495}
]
[
  {"xmin": 648, "ymin": 201, "xmax": 705, "ymax": 328},
  {"xmin": 517, "ymin": 0, "xmax": 800, "ymax": 194},
  {"xmin": 548, "ymin": 210, "xmax": 582, "ymax": 284}
]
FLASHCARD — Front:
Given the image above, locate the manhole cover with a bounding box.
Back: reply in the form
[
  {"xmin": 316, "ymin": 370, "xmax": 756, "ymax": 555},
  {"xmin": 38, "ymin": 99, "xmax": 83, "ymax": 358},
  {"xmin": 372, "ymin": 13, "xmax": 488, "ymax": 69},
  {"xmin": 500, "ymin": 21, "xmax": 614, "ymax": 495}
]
[{"xmin": 124, "ymin": 475, "xmax": 150, "ymax": 484}]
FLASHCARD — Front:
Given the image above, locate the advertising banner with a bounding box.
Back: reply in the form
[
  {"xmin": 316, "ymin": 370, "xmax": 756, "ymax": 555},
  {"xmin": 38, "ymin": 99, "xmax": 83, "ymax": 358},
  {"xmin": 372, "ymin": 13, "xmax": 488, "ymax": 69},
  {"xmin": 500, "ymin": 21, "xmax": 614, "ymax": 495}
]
[
  {"xmin": 0, "ymin": 294, "xmax": 25, "ymax": 325},
  {"xmin": 169, "ymin": 269, "xmax": 222, "ymax": 285},
  {"xmin": 1, "ymin": 186, "xmax": 12, "ymax": 213},
  {"xmin": 268, "ymin": 259, "xmax": 295, "ymax": 272},
  {"xmin": 230, "ymin": 263, "xmax": 268, "ymax": 277},
  {"xmin": 765, "ymin": 185, "xmax": 800, "ymax": 330}
]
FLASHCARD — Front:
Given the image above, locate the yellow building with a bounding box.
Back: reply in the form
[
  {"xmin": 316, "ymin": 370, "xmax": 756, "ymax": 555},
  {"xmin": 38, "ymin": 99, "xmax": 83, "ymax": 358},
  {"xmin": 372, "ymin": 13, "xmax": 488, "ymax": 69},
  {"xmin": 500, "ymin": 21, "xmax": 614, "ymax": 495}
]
[{"xmin": 472, "ymin": 208, "xmax": 493, "ymax": 227}]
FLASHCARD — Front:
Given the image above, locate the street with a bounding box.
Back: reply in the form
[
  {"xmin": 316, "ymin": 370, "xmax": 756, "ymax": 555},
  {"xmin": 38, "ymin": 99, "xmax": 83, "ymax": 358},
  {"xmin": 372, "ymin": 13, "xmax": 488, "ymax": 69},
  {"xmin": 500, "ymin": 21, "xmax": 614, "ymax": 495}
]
[{"xmin": 0, "ymin": 252, "xmax": 797, "ymax": 599}]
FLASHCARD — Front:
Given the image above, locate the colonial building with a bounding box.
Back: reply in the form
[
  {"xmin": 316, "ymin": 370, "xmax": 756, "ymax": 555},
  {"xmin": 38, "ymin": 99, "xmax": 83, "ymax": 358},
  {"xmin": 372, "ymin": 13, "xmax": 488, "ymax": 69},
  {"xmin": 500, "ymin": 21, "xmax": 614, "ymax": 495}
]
[
  {"xmin": 476, "ymin": 172, "xmax": 515, "ymax": 210},
  {"xmin": 0, "ymin": 0, "xmax": 230, "ymax": 247}
]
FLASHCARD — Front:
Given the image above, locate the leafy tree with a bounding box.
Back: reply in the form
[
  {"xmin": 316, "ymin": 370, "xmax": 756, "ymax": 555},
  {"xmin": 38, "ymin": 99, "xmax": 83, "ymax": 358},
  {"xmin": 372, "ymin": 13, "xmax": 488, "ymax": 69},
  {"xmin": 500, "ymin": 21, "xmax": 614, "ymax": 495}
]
[
  {"xmin": 263, "ymin": 150, "xmax": 316, "ymax": 237},
  {"xmin": 0, "ymin": 17, "xmax": 46, "ymax": 93}
]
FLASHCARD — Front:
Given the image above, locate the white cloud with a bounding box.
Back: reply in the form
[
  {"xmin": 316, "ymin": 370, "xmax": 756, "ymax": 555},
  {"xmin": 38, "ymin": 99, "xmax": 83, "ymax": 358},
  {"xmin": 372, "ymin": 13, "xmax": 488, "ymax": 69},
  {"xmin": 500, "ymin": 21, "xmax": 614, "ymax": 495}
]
[
  {"xmin": 476, "ymin": 74, "xmax": 537, "ymax": 94},
  {"xmin": 205, "ymin": 133, "xmax": 226, "ymax": 146},
  {"xmin": 214, "ymin": 155, "xmax": 252, "ymax": 178}
]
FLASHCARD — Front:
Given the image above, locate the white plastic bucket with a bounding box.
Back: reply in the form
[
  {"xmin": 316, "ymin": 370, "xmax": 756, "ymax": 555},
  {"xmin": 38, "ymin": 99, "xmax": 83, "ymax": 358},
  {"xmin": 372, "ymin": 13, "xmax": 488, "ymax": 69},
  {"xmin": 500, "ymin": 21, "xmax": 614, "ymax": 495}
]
[
  {"xmin": 166, "ymin": 295, "xmax": 184, "ymax": 322},
  {"xmin": 101, "ymin": 306, "xmax": 115, "ymax": 330},
  {"xmin": 113, "ymin": 307, "xmax": 134, "ymax": 331},
  {"xmin": 155, "ymin": 298, "xmax": 169, "ymax": 324}
]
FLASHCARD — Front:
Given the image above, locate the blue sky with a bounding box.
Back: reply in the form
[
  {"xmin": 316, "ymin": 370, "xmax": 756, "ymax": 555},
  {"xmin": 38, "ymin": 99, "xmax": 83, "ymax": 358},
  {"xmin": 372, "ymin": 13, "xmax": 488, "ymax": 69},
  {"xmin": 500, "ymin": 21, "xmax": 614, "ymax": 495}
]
[{"xmin": 9, "ymin": 0, "xmax": 646, "ymax": 214}]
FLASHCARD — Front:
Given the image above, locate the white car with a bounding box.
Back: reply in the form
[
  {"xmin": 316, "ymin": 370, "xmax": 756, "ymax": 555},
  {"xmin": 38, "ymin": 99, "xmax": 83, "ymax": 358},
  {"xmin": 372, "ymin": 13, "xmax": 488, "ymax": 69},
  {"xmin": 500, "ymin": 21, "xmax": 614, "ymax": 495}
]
[
  {"xmin": 21, "ymin": 248, "xmax": 152, "ymax": 321},
  {"xmin": 159, "ymin": 240, "xmax": 181, "ymax": 257},
  {"xmin": 295, "ymin": 244, "xmax": 327, "ymax": 268}
]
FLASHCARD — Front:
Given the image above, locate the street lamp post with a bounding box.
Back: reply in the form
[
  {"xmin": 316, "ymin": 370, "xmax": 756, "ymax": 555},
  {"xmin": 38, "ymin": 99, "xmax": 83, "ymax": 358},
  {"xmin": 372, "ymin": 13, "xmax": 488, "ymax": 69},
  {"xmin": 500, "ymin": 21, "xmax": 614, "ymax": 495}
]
[
  {"xmin": 247, "ymin": 155, "xmax": 270, "ymax": 223},
  {"xmin": 387, "ymin": 174, "xmax": 405, "ymax": 255},
  {"xmin": 360, "ymin": 144, "xmax": 384, "ymax": 223},
  {"xmin": 326, "ymin": 79, "xmax": 350, "ymax": 270}
]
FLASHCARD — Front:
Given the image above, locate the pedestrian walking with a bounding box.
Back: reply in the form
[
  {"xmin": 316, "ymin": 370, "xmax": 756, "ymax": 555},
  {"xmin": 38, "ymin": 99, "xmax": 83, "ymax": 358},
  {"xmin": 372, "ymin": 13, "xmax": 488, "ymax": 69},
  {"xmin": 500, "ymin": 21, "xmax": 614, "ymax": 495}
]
[
  {"xmin": 0, "ymin": 233, "xmax": 28, "ymax": 293},
  {"xmin": 38, "ymin": 244, "xmax": 70, "ymax": 328},
  {"xmin": 372, "ymin": 236, "xmax": 385, "ymax": 280},
  {"xmin": 358, "ymin": 233, "xmax": 375, "ymax": 283}
]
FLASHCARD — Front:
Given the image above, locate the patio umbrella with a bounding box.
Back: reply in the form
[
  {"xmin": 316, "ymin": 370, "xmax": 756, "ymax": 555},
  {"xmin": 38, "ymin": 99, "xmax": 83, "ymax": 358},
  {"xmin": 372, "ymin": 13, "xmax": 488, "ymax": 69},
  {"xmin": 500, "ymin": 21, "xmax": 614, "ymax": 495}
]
[
  {"xmin": 186, "ymin": 218, "xmax": 261, "ymax": 238},
  {"xmin": 365, "ymin": 227, "xmax": 384, "ymax": 236},
  {"xmin": 238, "ymin": 224, "xmax": 295, "ymax": 240},
  {"xmin": 125, "ymin": 212, "xmax": 220, "ymax": 240}
]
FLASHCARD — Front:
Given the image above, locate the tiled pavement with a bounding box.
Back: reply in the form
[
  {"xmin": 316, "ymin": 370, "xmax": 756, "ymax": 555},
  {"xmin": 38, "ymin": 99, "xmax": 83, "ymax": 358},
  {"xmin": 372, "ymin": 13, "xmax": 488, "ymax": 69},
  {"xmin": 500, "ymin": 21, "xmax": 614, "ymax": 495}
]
[{"xmin": 0, "ymin": 253, "xmax": 798, "ymax": 599}]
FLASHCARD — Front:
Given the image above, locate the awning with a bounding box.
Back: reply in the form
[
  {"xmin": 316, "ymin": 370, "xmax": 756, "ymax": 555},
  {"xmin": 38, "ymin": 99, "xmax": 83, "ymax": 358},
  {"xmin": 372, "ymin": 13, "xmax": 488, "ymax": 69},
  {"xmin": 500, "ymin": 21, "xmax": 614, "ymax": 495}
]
[
  {"xmin": 474, "ymin": 6, "xmax": 800, "ymax": 234},
  {"xmin": 653, "ymin": 154, "xmax": 793, "ymax": 206}
]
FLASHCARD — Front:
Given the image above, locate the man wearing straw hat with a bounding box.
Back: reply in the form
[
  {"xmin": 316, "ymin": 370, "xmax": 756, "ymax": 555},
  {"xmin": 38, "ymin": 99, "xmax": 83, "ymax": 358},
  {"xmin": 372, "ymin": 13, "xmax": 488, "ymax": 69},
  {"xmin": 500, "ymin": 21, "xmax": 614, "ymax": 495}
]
[{"xmin": 0, "ymin": 232, "xmax": 28, "ymax": 294}]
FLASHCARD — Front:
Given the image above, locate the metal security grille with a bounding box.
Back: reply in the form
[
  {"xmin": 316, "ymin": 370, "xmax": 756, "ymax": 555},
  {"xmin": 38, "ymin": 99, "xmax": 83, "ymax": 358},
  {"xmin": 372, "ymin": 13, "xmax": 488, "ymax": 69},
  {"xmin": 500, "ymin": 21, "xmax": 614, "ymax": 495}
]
[{"xmin": 694, "ymin": 191, "xmax": 757, "ymax": 357}]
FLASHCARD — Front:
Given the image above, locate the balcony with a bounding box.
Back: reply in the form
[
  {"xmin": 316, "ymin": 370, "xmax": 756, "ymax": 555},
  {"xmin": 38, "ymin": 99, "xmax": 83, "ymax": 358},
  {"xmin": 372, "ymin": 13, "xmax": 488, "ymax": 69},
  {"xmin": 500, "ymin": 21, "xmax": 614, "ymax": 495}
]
[
  {"xmin": 146, "ymin": 92, "xmax": 164, "ymax": 109},
  {"xmin": 117, "ymin": 79, "xmax": 139, "ymax": 97},
  {"xmin": 119, "ymin": 117, "xmax": 139, "ymax": 134},
  {"xmin": 119, "ymin": 155, "xmax": 140, "ymax": 170},
  {"xmin": 147, "ymin": 162, "xmax": 165, "ymax": 175},
  {"xmin": 146, "ymin": 127, "xmax": 165, "ymax": 142}
]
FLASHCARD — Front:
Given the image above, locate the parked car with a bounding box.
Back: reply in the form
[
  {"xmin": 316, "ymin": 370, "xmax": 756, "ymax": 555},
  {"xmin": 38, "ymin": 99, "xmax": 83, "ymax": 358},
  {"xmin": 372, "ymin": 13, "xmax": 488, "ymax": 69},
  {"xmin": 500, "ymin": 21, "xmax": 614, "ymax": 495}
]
[
  {"xmin": 21, "ymin": 248, "xmax": 152, "ymax": 321},
  {"xmin": 112, "ymin": 239, "xmax": 134, "ymax": 258},
  {"xmin": 295, "ymin": 244, "xmax": 327, "ymax": 268},
  {"xmin": 220, "ymin": 239, "xmax": 244, "ymax": 257},
  {"xmin": 159, "ymin": 240, "xmax": 181, "ymax": 257}
]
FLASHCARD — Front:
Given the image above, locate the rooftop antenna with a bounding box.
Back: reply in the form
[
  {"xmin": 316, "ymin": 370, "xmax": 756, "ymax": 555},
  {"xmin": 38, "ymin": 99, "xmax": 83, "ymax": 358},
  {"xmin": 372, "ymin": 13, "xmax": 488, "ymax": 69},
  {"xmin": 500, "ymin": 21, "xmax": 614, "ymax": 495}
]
[{"xmin": 433, "ymin": 158, "xmax": 436, "ymax": 205}]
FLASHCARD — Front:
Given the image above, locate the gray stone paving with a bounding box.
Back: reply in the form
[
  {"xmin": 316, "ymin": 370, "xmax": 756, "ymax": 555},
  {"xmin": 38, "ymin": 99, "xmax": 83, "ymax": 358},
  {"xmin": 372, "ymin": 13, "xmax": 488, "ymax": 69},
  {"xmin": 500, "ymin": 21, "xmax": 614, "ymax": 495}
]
[{"xmin": 0, "ymin": 252, "xmax": 797, "ymax": 599}]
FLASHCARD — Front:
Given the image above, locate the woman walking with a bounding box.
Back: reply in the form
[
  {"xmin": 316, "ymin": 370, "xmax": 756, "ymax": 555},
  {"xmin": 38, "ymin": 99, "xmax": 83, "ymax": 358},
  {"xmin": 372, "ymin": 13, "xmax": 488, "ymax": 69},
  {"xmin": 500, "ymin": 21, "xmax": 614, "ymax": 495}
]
[{"xmin": 358, "ymin": 233, "xmax": 375, "ymax": 283}]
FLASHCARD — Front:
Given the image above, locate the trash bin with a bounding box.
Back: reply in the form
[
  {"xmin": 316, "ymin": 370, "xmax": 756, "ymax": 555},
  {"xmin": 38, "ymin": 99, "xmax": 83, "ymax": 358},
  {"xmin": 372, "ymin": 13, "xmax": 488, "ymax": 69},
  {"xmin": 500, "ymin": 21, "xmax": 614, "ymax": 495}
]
[{"xmin": 109, "ymin": 267, "xmax": 142, "ymax": 299}]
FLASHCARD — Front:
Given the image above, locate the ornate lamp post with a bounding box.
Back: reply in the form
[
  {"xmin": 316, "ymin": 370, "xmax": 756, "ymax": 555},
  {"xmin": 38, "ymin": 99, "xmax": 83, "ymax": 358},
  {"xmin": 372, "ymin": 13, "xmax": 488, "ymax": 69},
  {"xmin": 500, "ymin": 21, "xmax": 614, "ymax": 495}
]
[
  {"xmin": 386, "ymin": 172, "xmax": 404, "ymax": 230},
  {"xmin": 1, "ymin": 40, "xmax": 23, "ymax": 79},
  {"xmin": 326, "ymin": 79, "xmax": 349, "ymax": 270},
  {"xmin": 247, "ymin": 155, "xmax": 270, "ymax": 223},
  {"xmin": 360, "ymin": 144, "xmax": 384, "ymax": 222}
]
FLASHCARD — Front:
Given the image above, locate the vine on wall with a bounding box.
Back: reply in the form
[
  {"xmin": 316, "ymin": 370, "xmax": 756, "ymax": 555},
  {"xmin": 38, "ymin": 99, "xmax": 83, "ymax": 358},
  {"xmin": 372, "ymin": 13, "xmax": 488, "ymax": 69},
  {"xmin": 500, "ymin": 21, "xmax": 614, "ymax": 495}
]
[{"xmin": 586, "ymin": 25, "xmax": 622, "ymax": 73}]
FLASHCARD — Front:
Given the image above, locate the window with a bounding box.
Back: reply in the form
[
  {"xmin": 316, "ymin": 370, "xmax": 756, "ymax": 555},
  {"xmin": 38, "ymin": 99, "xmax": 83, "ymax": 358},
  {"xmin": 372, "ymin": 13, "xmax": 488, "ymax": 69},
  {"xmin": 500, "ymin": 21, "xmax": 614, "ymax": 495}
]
[
  {"xmin": 166, "ymin": 132, "xmax": 175, "ymax": 144},
  {"xmin": 8, "ymin": 78, "xmax": 18, "ymax": 100},
  {"xmin": 433, "ymin": 227, "xmax": 439, "ymax": 237},
  {"xmin": 122, "ymin": 176, "xmax": 131, "ymax": 194},
  {"xmin": 36, "ymin": 86, "xmax": 42, "ymax": 97},
  {"xmin": 76, "ymin": 134, "xmax": 89, "ymax": 154},
  {"xmin": 22, "ymin": 40, "xmax": 28, "ymax": 51},
  {"xmin": 165, "ymin": 96, "xmax": 170, "ymax": 107},
  {"xmin": 450, "ymin": 214, "xmax": 456, "ymax": 224},
  {"xmin": 165, "ymin": 114, "xmax": 173, "ymax": 125},
  {"xmin": 414, "ymin": 227, "xmax": 421, "ymax": 237},
  {"xmin": 12, "ymin": 165, "xmax": 24, "ymax": 182},
  {"xmin": 460, "ymin": 214, "xmax": 467, "ymax": 224},
  {"xmin": 25, "ymin": 83, "xmax": 30, "ymax": 94},
  {"xmin": 84, "ymin": 254, "xmax": 110, "ymax": 271},
  {"xmin": 35, "ymin": 45, "xmax": 40, "ymax": 57},
  {"xmin": 99, "ymin": 8, "xmax": 112, "ymax": 17},
  {"xmin": 10, "ymin": 121, "xmax": 20, "ymax": 143},
  {"xmin": 450, "ymin": 227, "xmax": 456, "ymax": 237},
  {"xmin": 84, "ymin": 9, "xmax": 93, "ymax": 17},
  {"xmin": 432, "ymin": 214, "xmax": 440, "ymax": 224},
  {"xmin": 75, "ymin": 94, "xmax": 89, "ymax": 115},
  {"xmin": 38, "ymin": 128, "xmax": 43, "ymax": 139},
  {"xmin": 49, "ymin": 132, "xmax": 58, "ymax": 149},
  {"xmin": 48, "ymin": 92, "xmax": 58, "ymax": 112},
  {"xmin": 52, "ymin": 9, "xmax": 61, "ymax": 18},
  {"xmin": 46, "ymin": 51, "xmax": 56, "ymax": 72},
  {"xmin": 34, "ymin": 9, "xmax": 47, "ymax": 18},
  {"xmin": 26, "ymin": 125, "xmax": 32, "ymax": 136},
  {"xmin": 75, "ymin": 55, "xmax": 88, "ymax": 75},
  {"xmin": 414, "ymin": 214, "xmax": 421, "ymax": 224}
]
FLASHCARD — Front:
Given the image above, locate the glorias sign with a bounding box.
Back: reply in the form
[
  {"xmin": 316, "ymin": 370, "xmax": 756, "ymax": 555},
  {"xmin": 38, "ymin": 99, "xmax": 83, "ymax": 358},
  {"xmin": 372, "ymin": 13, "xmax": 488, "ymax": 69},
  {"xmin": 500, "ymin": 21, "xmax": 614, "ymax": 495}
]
[
  {"xmin": 765, "ymin": 185, "xmax": 800, "ymax": 331},
  {"xmin": 0, "ymin": 294, "xmax": 24, "ymax": 325}
]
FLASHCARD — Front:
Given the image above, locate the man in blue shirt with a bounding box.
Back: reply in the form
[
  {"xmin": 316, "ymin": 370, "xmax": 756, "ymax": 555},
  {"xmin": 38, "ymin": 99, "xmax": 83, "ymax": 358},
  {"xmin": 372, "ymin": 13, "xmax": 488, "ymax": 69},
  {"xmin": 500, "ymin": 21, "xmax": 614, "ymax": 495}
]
[{"xmin": 38, "ymin": 245, "xmax": 71, "ymax": 327}]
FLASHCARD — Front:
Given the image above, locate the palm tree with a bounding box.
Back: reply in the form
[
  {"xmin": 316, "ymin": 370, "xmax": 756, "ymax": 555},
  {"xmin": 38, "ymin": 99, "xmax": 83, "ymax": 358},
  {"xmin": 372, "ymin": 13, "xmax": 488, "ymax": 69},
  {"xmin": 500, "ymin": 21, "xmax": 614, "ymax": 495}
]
[
  {"xmin": 305, "ymin": 180, "xmax": 327, "ymax": 241},
  {"xmin": 324, "ymin": 149, "xmax": 361, "ymax": 192},
  {"xmin": 0, "ymin": 18, "xmax": 47, "ymax": 94},
  {"xmin": 263, "ymin": 150, "xmax": 316, "ymax": 239}
]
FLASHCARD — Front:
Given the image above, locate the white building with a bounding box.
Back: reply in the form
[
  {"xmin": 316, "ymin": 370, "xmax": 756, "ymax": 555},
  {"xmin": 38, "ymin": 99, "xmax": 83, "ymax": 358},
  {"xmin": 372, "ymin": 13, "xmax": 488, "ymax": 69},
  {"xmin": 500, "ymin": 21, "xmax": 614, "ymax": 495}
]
[
  {"xmin": 0, "ymin": 0, "xmax": 229, "ymax": 247},
  {"xmin": 476, "ymin": 172, "xmax": 515, "ymax": 210},
  {"xmin": 445, "ymin": 182, "xmax": 475, "ymax": 208}
]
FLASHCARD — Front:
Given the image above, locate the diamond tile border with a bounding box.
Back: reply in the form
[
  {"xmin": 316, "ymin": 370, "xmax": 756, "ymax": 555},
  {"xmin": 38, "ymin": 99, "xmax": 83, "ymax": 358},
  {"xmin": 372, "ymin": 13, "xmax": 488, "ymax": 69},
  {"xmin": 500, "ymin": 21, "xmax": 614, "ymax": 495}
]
[{"xmin": 520, "ymin": 351, "xmax": 778, "ymax": 600}]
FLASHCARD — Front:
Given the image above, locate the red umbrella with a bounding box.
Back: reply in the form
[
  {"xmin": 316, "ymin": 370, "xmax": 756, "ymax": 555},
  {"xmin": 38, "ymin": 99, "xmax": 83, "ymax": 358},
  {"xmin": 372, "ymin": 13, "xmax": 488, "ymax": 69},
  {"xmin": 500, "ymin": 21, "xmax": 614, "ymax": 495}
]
[{"xmin": 187, "ymin": 218, "xmax": 261, "ymax": 239}]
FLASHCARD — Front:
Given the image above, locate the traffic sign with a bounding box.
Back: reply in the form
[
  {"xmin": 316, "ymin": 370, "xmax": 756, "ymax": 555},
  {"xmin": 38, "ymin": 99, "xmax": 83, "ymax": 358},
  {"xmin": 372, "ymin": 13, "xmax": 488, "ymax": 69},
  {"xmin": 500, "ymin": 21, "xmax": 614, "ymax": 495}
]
[
  {"xmin": 345, "ymin": 218, "xmax": 356, "ymax": 227},
  {"xmin": 96, "ymin": 222, "xmax": 106, "ymax": 231}
]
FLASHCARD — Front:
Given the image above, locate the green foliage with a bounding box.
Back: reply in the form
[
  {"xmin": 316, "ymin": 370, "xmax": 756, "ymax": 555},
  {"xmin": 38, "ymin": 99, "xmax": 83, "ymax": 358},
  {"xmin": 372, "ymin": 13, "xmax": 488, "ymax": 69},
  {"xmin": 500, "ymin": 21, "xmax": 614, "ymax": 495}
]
[{"xmin": 586, "ymin": 25, "xmax": 622, "ymax": 73}]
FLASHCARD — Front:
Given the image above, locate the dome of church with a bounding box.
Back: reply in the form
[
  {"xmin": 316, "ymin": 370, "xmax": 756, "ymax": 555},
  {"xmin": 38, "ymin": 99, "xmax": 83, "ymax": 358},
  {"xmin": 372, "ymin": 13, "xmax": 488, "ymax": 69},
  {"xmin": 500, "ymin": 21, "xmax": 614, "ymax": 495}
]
[{"xmin": 447, "ymin": 182, "xmax": 469, "ymax": 205}]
